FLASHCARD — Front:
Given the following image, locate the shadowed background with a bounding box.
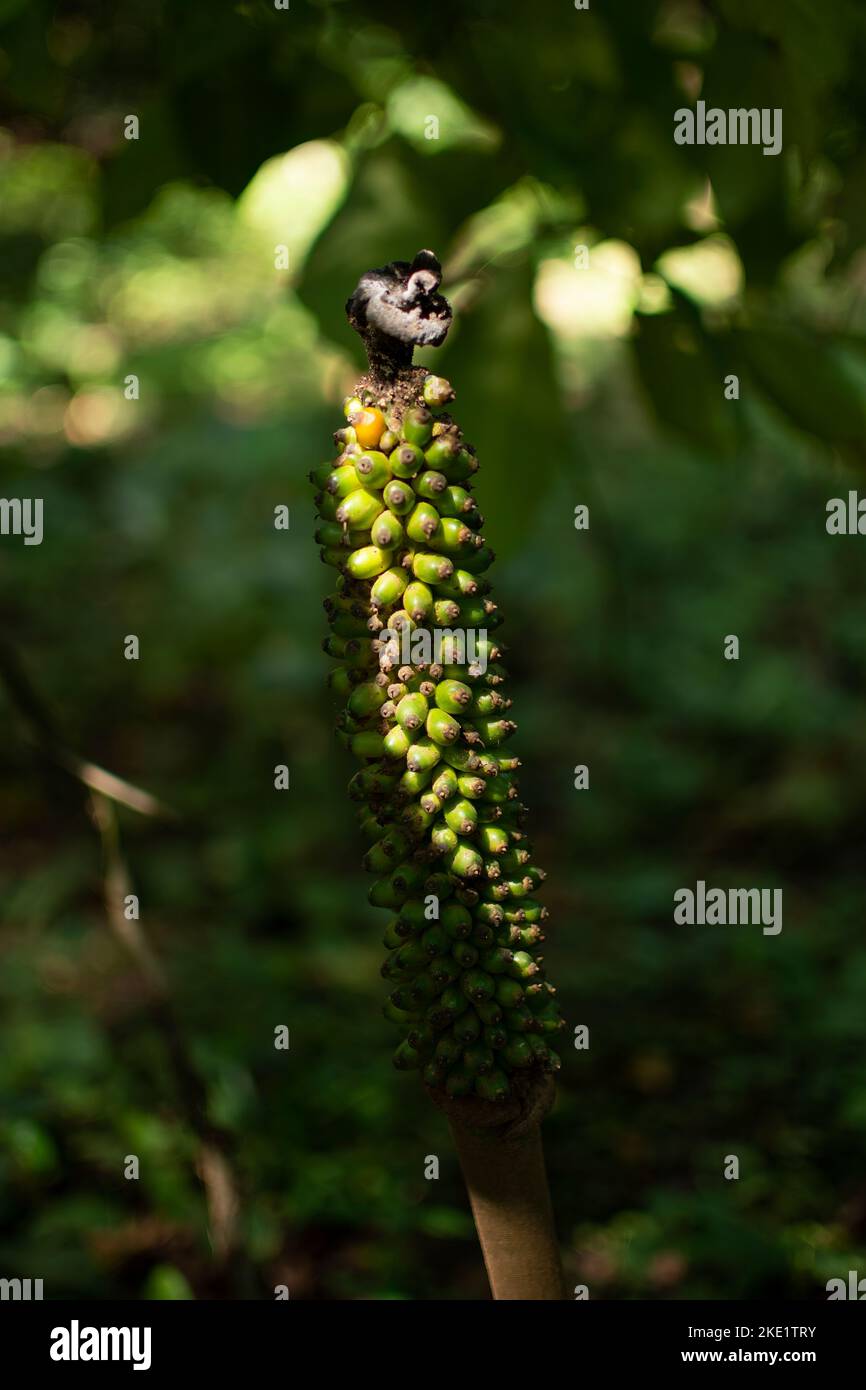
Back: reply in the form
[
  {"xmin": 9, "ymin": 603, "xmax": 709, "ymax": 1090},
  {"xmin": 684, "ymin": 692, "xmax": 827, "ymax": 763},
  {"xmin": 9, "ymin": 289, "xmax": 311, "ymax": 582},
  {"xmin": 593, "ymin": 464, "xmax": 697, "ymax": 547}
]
[{"xmin": 2, "ymin": 0, "xmax": 866, "ymax": 1299}]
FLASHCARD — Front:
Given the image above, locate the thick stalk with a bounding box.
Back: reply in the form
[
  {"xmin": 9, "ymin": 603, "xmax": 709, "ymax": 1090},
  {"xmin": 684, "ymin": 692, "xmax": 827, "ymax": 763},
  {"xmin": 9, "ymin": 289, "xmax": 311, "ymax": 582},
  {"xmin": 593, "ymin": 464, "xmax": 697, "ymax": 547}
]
[{"xmin": 430, "ymin": 1074, "xmax": 564, "ymax": 1300}]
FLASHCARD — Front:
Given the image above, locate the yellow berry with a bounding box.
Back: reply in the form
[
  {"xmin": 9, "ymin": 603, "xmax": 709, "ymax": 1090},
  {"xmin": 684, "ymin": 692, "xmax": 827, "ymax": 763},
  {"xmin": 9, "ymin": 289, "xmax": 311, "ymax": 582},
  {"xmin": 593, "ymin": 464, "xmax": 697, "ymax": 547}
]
[{"xmin": 354, "ymin": 406, "xmax": 386, "ymax": 449}]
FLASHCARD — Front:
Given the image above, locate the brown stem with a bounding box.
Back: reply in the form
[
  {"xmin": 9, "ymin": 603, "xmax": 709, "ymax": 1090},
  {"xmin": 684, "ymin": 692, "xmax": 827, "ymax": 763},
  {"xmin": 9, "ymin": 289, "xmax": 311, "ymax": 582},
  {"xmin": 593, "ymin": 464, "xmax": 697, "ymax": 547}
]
[{"xmin": 428, "ymin": 1072, "xmax": 565, "ymax": 1300}]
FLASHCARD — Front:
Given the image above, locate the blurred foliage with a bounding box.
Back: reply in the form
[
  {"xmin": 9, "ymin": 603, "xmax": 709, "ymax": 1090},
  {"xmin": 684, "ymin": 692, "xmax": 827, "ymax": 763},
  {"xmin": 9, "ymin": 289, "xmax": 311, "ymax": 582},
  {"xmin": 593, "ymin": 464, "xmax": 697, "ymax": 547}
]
[{"xmin": 1, "ymin": 0, "xmax": 866, "ymax": 1300}]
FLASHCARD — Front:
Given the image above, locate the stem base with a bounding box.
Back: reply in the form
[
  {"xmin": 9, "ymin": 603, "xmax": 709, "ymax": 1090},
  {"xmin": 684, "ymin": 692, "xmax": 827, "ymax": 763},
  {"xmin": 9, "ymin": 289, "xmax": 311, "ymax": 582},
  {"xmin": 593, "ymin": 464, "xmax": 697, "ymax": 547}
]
[{"xmin": 427, "ymin": 1071, "xmax": 565, "ymax": 1300}]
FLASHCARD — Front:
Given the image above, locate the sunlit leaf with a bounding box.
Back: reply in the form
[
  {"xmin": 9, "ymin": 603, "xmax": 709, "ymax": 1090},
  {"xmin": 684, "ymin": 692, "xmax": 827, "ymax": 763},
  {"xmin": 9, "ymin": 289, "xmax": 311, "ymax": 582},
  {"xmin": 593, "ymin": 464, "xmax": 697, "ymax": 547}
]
[{"xmin": 237, "ymin": 140, "xmax": 351, "ymax": 273}]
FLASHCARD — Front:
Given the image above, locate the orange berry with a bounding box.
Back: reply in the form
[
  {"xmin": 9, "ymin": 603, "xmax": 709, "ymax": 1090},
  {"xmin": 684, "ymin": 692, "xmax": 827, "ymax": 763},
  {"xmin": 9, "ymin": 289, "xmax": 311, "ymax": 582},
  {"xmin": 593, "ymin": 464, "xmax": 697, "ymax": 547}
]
[{"xmin": 354, "ymin": 406, "xmax": 386, "ymax": 448}]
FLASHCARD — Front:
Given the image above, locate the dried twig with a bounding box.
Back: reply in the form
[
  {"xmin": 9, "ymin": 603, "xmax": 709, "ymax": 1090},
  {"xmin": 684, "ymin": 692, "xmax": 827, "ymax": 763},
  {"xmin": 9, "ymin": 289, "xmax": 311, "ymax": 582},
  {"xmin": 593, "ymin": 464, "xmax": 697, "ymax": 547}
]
[
  {"xmin": 0, "ymin": 636, "xmax": 174, "ymax": 819},
  {"xmin": 1, "ymin": 639, "xmax": 249, "ymax": 1286}
]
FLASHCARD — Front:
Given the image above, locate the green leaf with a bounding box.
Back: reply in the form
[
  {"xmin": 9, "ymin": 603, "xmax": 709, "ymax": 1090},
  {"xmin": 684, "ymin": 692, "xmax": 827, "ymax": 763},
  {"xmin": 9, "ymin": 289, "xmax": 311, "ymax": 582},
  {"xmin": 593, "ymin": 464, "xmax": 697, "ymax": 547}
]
[
  {"xmin": 715, "ymin": 0, "xmax": 853, "ymax": 88},
  {"xmin": 735, "ymin": 325, "xmax": 866, "ymax": 456},
  {"xmin": 632, "ymin": 306, "xmax": 740, "ymax": 455}
]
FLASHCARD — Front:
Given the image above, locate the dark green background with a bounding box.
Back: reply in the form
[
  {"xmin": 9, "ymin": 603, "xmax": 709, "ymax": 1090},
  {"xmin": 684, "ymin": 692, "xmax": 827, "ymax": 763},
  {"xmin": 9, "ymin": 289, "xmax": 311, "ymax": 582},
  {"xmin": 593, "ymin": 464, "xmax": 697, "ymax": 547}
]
[{"xmin": 2, "ymin": 0, "xmax": 865, "ymax": 1299}]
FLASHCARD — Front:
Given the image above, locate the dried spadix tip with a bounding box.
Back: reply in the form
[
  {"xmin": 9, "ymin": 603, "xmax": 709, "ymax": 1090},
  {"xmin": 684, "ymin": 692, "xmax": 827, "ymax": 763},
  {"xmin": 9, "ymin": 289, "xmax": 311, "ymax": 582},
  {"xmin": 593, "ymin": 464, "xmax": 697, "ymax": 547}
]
[{"xmin": 346, "ymin": 249, "xmax": 453, "ymax": 374}]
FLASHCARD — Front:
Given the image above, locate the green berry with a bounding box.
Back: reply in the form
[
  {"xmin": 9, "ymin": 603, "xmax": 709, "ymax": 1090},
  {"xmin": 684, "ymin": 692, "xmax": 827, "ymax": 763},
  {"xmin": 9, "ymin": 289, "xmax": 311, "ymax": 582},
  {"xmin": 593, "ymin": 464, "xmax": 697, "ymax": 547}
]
[
  {"xmin": 461, "ymin": 970, "xmax": 495, "ymax": 1004},
  {"xmin": 310, "ymin": 459, "xmax": 334, "ymax": 488},
  {"xmin": 395, "ymin": 691, "xmax": 428, "ymax": 733},
  {"xmin": 424, "ymin": 435, "xmax": 461, "ymax": 471},
  {"xmin": 469, "ymin": 688, "xmax": 505, "ymax": 716},
  {"xmin": 432, "ymin": 766, "xmax": 458, "ymax": 800},
  {"xmin": 346, "ymin": 545, "xmax": 393, "ymax": 579},
  {"xmin": 406, "ymin": 502, "xmax": 442, "ymax": 544},
  {"xmin": 436, "ymin": 485, "xmax": 477, "ymax": 518},
  {"xmin": 451, "ymin": 941, "xmax": 479, "ymax": 969},
  {"xmin": 434, "ymin": 1034, "xmax": 463, "ymax": 1066},
  {"xmin": 453, "ymin": 1010, "xmax": 481, "ymax": 1045},
  {"xmin": 462, "ymin": 1043, "xmax": 495, "ymax": 1075},
  {"xmin": 441, "ymin": 902, "xmax": 473, "ymax": 938},
  {"xmin": 371, "ymin": 510, "xmax": 404, "ymax": 549},
  {"xmin": 390, "ymin": 442, "xmax": 425, "ymax": 478},
  {"xmin": 460, "ymin": 543, "xmax": 494, "ymax": 574},
  {"xmin": 475, "ymin": 998, "xmax": 503, "ymax": 1027},
  {"xmin": 351, "ymin": 731, "xmax": 386, "ymax": 759},
  {"xmin": 443, "ymin": 799, "xmax": 478, "ymax": 836},
  {"xmin": 421, "ymin": 924, "xmax": 449, "ymax": 957},
  {"xmin": 404, "ymin": 581, "xmax": 434, "ymax": 624},
  {"xmin": 494, "ymin": 978, "xmax": 524, "ymax": 1010},
  {"xmin": 382, "ymin": 921, "xmax": 406, "ymax": 951},
  {"xmin": 423, "ymin": 374, "xmax": 455, "ymax": 409},
  {"xmin": 483, "ymin": 1023, "xmax": 508, "ymax": 1051},
  {"xmin": 383, "ymin": 479, "xmax": 416, "ymax": 515},
  {"xmin": 412, "ymin": 552, "xmax": 453, "ymax": 584},
  {"xmin": 428, "ymin": 514, "xmax": 475, "ymax": 553},
  {"xmin": 315, "ymin": 522, "xmax": 346, "ymax": 548},
  {"xmin": 406, "ymin": 737, "xmax": 441, "ymax": 773},
  {"xmin": 382, "ymin": 996, "xmax": 414, "ymax": 1022},
  {"xmin": 437, "ymin": 568, "xmax": 479, "ymax": 597},
  {"xmin": 393, "ymin": 1040, "xmax": 422, "ymax": 1071},
  {"xmin": 503, "ymin": 1036, "xmax": 534, "ymax": 1069},
  {"xmin": 434, "ymin": 678, "xmax": 472, "ymax": 714},
  {"xmin": 472, "ymin": 716, "xmax": 515, "ymax": 746},
  {"xmin": 326, "ymin": 463, "xmax": 363, "ymax": 497},
  {"xmin": 447, "ymin": 842, "xmax": 484, "ymax": 879},
  {"xmin": 401, "ymin": 406, "xmax": 434, "ymax": 448},
  {"xmin": 402, "ymin": 802, "xmax": 434, "ymax": 836},
  {"xmin": 371, "ymin": 566, "xmax": 408, "ymax": 607},
  {"xmin": 383, "ymin": 724, "xmax": 411, "ymax": 758},
  {"xmin": 439, "ymin": 744, "xmax": 480, "ymax": 773},
  {"xmin": 416, "ymin": 469, "xmax": 448, "ymax": 499},
  {"xmin": 426, "ymin": 707, "xmax": 461, "ymax": 746},
  {"xmin": 406, "ymin": 1022, "xmax": 435, "ymax": 1054},
  {"xmin": 438, "ymin": 985, "xmax": 468, "ymax": 1019},
  {"xmin": 400, "ymin": 766, "xmax": 432, "ymax": 795},
  {"xmin": 433, "ymin": 598, "xmax": 461, "ymax": 624},
  {"xmin": 478, "ymin": 825, "xmax": 509, "ymax": 856},
  {"xmin": 479, "ymin": 947, "xmax": 514, "ymax": 975},
  {"xmin": 431, "ymin": 821, "xmax": 458, "ymax": 854},
  {"xmin": 336, "ymin": 487, "xmax": 384, "ymax": 530},
  {"xmin": 346, "ymin": 682, "xmax": 385, "ymax": 719},
  {"xmin": 354, "ymin": 450, "xmax": 392, "ymax": 489}
]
